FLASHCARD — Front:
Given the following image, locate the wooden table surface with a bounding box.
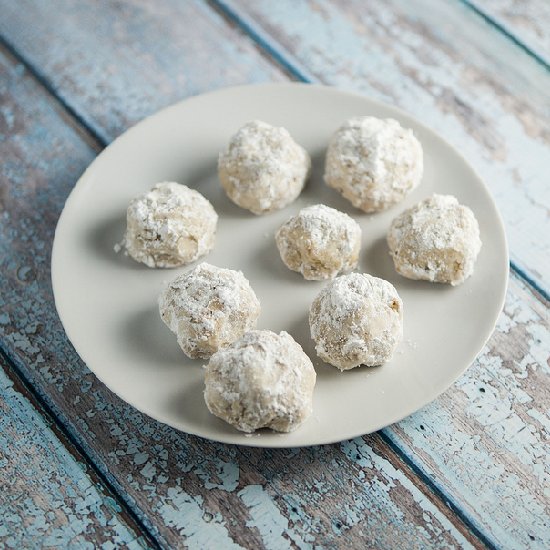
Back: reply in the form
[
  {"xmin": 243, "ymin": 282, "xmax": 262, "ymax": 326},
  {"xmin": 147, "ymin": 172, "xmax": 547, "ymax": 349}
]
[{"xmin": 1, "ymin": 1, "xmax": 549, "ymax": 548}]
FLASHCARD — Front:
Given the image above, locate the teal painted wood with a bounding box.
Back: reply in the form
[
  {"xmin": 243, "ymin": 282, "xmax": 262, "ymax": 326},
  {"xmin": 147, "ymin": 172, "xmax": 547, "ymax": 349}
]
[
  {"xmin": 468, "ymin": 0, "xmax": 550, "ymax": 65},
  {"xmin": 216, "ymin": 1, "xmax": 550, "ymax": 547},
  {"xmin": 388, "ymin": 274, "xmax": 550, "ymax": 549},
  {"xmin": 0, "ymin": 2, "xmax": 548, "ymax": 548},
  {"xmin": 228, "ymin": 0, "xmax": 550, "ymax": 301},
  {"xmin": 0, "ymin": 355, "xmax": 149, "ymax": 549},
  {"xmin": 0, "ymin": 0, "xmax": 286, "ymax": 145},
  {"xmin": 0, "ymin": 28, "xmax": 482, "ymax": 550}
]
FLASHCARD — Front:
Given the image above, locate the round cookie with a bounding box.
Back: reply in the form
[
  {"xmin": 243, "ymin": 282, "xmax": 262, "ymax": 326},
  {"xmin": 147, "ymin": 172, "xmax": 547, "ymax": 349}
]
[
  {"xmin": 387, "ymin": 194, "xmax": 482, "ymax": 286},
  {"xmin": 123, "ymin": 181, "xmax": 217, "ymax": 268},
  {"xmin": 309, "ymin": 273, "xmax": 403, "ymax": 370},
  {"xmin": 324, "ymin": 116, "xmax": 423, "ymax": 212},
  {"xmin": 218, "ymin": 120, "xmax": 311, "ymax": 215},
  {"xmin": 158, "ymin": 263, "xmax": 260, "ymax": 359},
  {"xmin": 204, "ymin": 330, "xmax": 316, "ymax": 433},
  {"xmin": 275, "ymin": 204, "xmax": 362, "ymax": 280}
]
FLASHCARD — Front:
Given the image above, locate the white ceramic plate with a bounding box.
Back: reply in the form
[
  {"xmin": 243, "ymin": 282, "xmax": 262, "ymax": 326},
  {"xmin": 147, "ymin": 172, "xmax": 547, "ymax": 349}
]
[{"xmin": 52, "ymin": 83, "xmax": 508, "ymax": 447}]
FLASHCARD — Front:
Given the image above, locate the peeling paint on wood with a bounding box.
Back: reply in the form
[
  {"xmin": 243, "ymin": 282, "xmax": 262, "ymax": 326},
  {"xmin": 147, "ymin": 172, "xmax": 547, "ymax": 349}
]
[
  {"xmin": 223, "ymin": 1, "xmax": 550, "ymax": 546},
  {"xmin": 230, "ymin": 0, "xmax": 550, "ymax": 297},
  {"xmin": 0, "ymin": 0, "xmax": 287, "ymax": 144},
  {"xmin": 0, "ymin": 355, "xmax": 148, "ymax": 549},
  {"xmin": 1, "ymin": 0, "xmax": 549, "ymax": 547},
  {"xmin": 0, "ymin": 28, "xmax": 481, "ymax": 550},
  {"xmin": 470, "ymin": 0, "xmax": 550, "ymax": 63},
  {"xmin": 380, "ymin": 274, "xmax": 550, "ymax": 549}
]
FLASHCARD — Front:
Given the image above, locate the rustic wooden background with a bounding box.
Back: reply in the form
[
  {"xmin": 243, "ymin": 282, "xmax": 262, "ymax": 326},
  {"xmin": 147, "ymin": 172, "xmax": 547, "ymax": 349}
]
[{"xmin": 1, "ymin": 1, "xmax": 549, "ymax": 548}]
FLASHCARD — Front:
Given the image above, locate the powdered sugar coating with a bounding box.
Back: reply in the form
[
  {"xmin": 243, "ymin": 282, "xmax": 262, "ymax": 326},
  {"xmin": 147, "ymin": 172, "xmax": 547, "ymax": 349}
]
[
  {"xmin": 275, "ymin": 204, "xmax": 362, "ymax": 280},
  {"xmin": 309, "ymin": 273, "xmax": 403, "ymax": 370},
  {"xmin": 124, "ymin": 182, "xmax": 218, "ymax": 268},
  {"xmin": 204, "ymin": 330, "xmax": 316, "ymax": 433},
  {"xmin": 388, "ymin": 194, "xmax": 482, "ymax": 286},
  {"xmin": 218, "ymin": 120, "xmax": 311, "ymax": 215},
  {"xmin": 325, "ymin": 117, "xmax": 423, "ymax": 212},
  {"xmin": 158, "ymin": 263, "xmax": 260, "ymax": 359}
]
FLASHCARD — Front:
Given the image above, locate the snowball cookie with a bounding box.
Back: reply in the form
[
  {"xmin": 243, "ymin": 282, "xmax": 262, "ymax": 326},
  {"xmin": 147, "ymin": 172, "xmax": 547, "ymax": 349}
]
[
  {"xmin": 309, "ymin": 273, "xmax": 403, "ymax": 370},
  {"xmin": 124, "ymin": 181, "xmax": 218, "ymax": 268},
  {"xmin": 158, "ymin": 263, "xmax": 260, "ymax": 359},
  {"xmin": 275, "ymin": 204, "xmax": 362, "ymax": 280},
  {"xmin": 324, "ymin": 117, "xmax": 423, "ymax": 212},
  {"xmin": 204, "ymin": 330, "xmax": 316, "ymax": 433},
  {"xmin": 388, "ymin": 194, "xmax": 482, "ymax": 286},
  {"xmin": 218, "ymin": 120, "xmax": 311, "ymax": 215}
]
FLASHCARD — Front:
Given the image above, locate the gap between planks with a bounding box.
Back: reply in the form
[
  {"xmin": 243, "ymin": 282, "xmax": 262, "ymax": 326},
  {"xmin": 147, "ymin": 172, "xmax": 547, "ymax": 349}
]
[
  {"xmin": 0, "ymin": 7, "xmax": 546, "ymax": 547},
  {"xmin": 0, "ymin": 34, "xmax": 105, "ymax": 150},
  {"xmin": 0, "ymin": 345, "xmax": 161, "ymax": 550},
  {"xmin": 458, "ymin": 0, "xmax": 550, "ymax": 73}
]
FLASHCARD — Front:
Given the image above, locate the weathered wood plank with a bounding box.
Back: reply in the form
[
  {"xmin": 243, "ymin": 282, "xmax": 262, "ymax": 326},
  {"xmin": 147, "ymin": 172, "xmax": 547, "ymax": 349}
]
[
  {"xmin": 0, "ymin": 0, "xmax": 287, "ymax": 144},
  {"xmin": 0, "ymin": 28, "xmax": 481, "ymax": 550},
  {"xmin": 1, "ymin": 0, "xmax": 548, "ymax": 544},
  {"xmin": 469, "ymin": 0, "xmax": 550, "ymax": 64},
  {"xmin": 380, "ymin": 274, "xmax": 550, "ymax": 549},
  {"xmin": 0, "ymin": 354, "xmax": 150, "ymax": 548},
  {"xmin": 220, "ymin": 1, "xmax": 550, "ymax": 546},
  {"xmin": 227, "ymin": 0, "xmax": 550, "ymax": 299}
]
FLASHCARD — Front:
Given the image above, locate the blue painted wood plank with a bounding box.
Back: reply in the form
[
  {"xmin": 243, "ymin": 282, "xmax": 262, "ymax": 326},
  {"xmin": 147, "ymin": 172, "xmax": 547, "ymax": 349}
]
[
  {"xmin": 0, "ymin": 20, "xmax": 481, "ymax": 550},
  {"xmin": 465, "ymin": 0, "xmax": 550, "ymax": 68},
  {"xmin": 211, "ymin": 1, "xmax": 550, "ymax": 547},
  {"xmin": 227, "ymin": 0, "xmax": 550, "ymax": 300},
  {"xmin": 383, "ymin": 274, "xmax": 550, "ymax": 549},
  {"xmin": 0, "ymin": 0, "xmax": 286, "ymax": 145},
  {"xmin": 0, "ymin": 355, "xmax": 149, "ymax": 548},
  {"xmin": 0, "ymin": 0, "xmax": 548, "ymax": 540}
]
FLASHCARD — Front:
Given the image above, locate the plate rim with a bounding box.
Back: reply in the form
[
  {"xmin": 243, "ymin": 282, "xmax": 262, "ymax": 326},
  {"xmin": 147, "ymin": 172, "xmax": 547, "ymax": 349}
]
[{"xmin": 51, "ymin": 82, "xmax": 509, "ymax": 447}]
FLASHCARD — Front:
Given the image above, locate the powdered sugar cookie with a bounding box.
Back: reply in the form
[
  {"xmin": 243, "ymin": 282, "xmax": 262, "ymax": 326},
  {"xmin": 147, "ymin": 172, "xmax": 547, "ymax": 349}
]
[
  {"xmin": 159, "ymin": 263, "xmax": 260, "ymax": 359},
  {"xmin": 275, "ymin": 204, "xmax": 361, "ymax": 280},
  {"xmin": 388, "ymin": 194, "xmax": 482, "ymax": 286},
  {"xmin": 309, "ymin": 273, "xmax": 403, "ymax": 370},
  {"xmin": 325, "ymin": 117, "xmax": 423, "ymax": 212},
  {"xmin": 218, "ymin": 120, "xmax": 310, "ymax": 215},
  {"xmin": 123, "ymin": 181, "xmax": 217, "ymax": 268},
  {"xmin": 204, "ymin": 330, "xmax": 316, "ymax": 433}
]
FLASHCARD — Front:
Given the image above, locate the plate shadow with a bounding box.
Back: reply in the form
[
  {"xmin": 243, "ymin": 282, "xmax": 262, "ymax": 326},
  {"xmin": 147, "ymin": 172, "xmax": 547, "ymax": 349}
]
[
  {"xmin": 364, "ymin": 235, "xmax": 455, "ymax": 295},
  {"xmin": 255, "ymin": 236, "xmax": 303, "ymax": 283},
  {"xmin": 122, "ymin": 304, "xmax": 189, "ymax": 368},
  {"xmin": 87, "ymin": 211, "xmax": 144, "ymax": 270}
]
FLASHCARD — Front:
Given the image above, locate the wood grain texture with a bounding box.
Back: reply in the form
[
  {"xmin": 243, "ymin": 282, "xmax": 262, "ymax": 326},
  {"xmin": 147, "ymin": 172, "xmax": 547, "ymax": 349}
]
[
  {"xmin": 0, "ymin": 29, "xmax": 482, "ymax": 550},
  {"xmin": 385, "ymin": 274, "xmax": 550, "ymax": 549},
  {"xmin": 0, "ymin": 354, "xmax": 149, "ymax": 549},
  {"xmin": 0, "ymin": 0, "xmax": 548, "ymax": 546},
  {"xmin": 221, "ymin": 2, "xmax": 550, "ymax": 546},
  {"xmin": 228, "ymin": 0, "xmax": 550, "ymax": 298},
  {"xmin": 0, "ymin": 0, "xmax": 286, "ymax": 144},
  {"xmin": 470, "ymin": 0, "xmax": 550, "ymax": 63}
]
